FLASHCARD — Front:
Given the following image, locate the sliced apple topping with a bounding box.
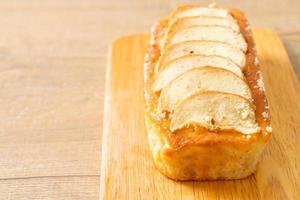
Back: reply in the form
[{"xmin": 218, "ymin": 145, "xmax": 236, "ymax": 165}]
[
  {"xmin": 173, "ymin": 7, "xmax": 234, "ymax": 20},
  {"xmin": 167, "ymin": 16, "xmax": 240, "ymax": 35},
  {"xmin": 153, "ymin": 55, "xmax": 243, "ymax": 92},
  {"xmin": 155, "ymin": 41, "xmax": 245, "ymax": 73},
  {"xmin": 170, "ymin": 92, "xmax": 260, "ymax": 134},
  {"xmin": 158, "ymin": 67, "xmax": 252, "ymax": 112},
  {"xmin": 165, "ymin": 26, "xmax": 247, "ymax": 52}
]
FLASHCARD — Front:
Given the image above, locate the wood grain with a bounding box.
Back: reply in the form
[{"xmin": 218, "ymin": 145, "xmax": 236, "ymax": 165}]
[
  {"xmin": 0, "ymin": 176, "xmax": 99, "ymax": 200},
  {"xmin": 0, "ymin": 57, "xmax": 103, "ymax": 179},
  {"xmin": 100, "ymin": 29, "xmax": 300, "ymax": 199}
]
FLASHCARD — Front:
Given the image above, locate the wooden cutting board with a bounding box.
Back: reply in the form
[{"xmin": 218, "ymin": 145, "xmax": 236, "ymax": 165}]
[{"xmin": 100, "ymin": 28, "xmax": 300, "ymax": 200}]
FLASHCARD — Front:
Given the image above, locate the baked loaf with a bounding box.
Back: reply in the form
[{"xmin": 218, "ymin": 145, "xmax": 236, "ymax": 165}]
[{"xmin": 144, "ymin": 4, "xmax": 272, "ymax": 181}]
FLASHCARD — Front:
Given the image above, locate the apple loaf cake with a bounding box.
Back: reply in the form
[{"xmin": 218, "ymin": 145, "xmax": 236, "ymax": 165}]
[{"xmin": 144, "ymin": 4, "xmax": 272, "ymax": 180}]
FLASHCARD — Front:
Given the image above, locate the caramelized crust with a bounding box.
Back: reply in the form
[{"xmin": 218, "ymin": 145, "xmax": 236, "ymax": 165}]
[{"xmin": 144, "ymin": 5, "xmax": 271, "ymax": 180}]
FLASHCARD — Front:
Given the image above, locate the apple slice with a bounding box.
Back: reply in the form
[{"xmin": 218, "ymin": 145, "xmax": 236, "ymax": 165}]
[
  {"xmin": 172, "ymin": 7, "xmax": 234, "ymax": 20},
  {"xmin": 170, "ymin": 92, "xmax": 259, "ymax": 134},
  {"xmin": 155, "ymin": 41, "xmax": 245, "ymax": 73},
  {"xmin": 159, "ymin": 67, "xmax": 251, "ymax": 112},
  {"xmin": 167, "ymin": 16, "xmax": 239, "ymax": 35},
  {"xmin": 153, "ymin": 55, "xmax": 242, "ymax": 92},
  {"xmin": 165, "ymin": 26, "xmax": 247, "ymax": 52}
]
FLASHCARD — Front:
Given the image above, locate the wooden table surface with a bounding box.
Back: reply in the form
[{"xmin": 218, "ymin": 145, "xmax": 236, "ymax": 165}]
[{"xmin": 0, "ymin": 0, "xmax": 299, "ymax": 199}]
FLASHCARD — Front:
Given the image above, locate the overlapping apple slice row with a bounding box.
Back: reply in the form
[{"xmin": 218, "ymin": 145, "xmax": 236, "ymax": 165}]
[
  {"xmin": 161, "ymin": 6, "xmax": 246, "ymax": 51},
  {"xmin": 165, "ymin": 26, "xmax": 247, "ymax": 52},
  {"xmin": 153, "ymin": 6, "xmax": 259, "ymax": 134},
  {"xmin": 170, "ymin": 91, "xmax": 259, "ymax": 134},
  {"xmin": 171, "ymin": 6, "xmax": 235, "ymax": 20},
  {"xmin": 153, "ymin": 54, "xmax": 243, "ymax": 91},
  {"xmin": 155, "ymin": 41, "xmax": 246, "ymax": 73}
]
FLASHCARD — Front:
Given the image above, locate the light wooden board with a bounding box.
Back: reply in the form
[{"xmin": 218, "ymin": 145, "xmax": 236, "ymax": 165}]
[{"xmin": 100, "ymin": 28, "xmax": 300, "ymax": 200}]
